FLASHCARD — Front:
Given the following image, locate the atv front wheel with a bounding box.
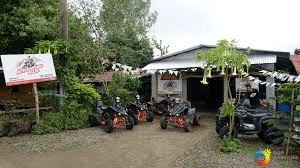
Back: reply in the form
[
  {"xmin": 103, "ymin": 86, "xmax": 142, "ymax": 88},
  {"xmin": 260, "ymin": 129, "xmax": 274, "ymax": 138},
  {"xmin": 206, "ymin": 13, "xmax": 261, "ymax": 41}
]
[
  {"xmin": 146, "ymin": 110, "xmax": 154, "ymax": 122},
  {"xmin": 193, "ymin": 114, "xmax": 200, "ymax": 126},
  {"xmin": 184, "ymin": 118, "xmax": 192, "ymax": 132},
  {"xmin": 219, "ymin": 126, "xmax": 238, "ymax": 139},
  {"xmin": 263, "ymin": 127, "xmax": 284, "ymax": 145},
  {"xmin": 160, "ymin": 116, "xmax": 167, "ymax": 129},
  {"xmin": 216, "ymin": 119, "xmax": 222, "ymax": 134},
  {"xmin": 104, "ymin": 118, "xmax": 113, "ymax": 133},
  {"xmin": 125, "ymin": 116, "xmax": 135, "ymax": 130}
]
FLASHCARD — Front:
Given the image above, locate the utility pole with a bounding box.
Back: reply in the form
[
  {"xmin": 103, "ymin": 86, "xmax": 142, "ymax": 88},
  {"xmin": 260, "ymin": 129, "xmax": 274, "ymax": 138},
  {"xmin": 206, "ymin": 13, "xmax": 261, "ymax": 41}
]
[
  {"xmin": 60, "ymin": 0, "xmax": 68, "ymax": 40},
  {"xmin": 59, "ymin": 0, "xmax": 68, "ymax": 106}
]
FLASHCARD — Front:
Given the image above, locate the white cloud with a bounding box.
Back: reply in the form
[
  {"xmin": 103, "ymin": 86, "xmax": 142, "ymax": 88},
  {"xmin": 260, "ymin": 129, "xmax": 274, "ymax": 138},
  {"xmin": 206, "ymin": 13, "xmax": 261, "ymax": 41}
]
[{"xmin": 150, "ymin": 0, "xmax": 300, "ymax": 55}]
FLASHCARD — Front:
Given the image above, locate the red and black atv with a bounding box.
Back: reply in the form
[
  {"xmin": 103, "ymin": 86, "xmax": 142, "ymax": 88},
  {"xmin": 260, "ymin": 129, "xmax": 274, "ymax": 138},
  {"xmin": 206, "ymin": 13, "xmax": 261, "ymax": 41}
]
[
  {"xmin": 103, "ymin": 100, "xmax": 135, "ymax": 133},
  {"xmin": 88, "ymin": 98, "xmax": 134, "ymax": 133},
  {"xmin": 127, "ymin": 103, "xmax": 154, "ymax": 125},
  {"xmin": 160, "ymin": 98, "xmax": 200, "ymax": 132}
]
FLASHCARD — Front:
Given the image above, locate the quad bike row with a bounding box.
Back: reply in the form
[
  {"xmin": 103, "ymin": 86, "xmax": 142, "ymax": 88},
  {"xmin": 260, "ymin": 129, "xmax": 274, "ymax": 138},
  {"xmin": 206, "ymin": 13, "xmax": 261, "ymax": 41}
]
[
  {"xmin": 216, "ymin": 99, "xmax": 285, "ymax": 145},
  {"xmin": 88, "ymin": 96, "xmax": 201, "ymax": 133},
  {"xmin": 88, "ymin": 96, "xmax": 154, "ymax": 133}
]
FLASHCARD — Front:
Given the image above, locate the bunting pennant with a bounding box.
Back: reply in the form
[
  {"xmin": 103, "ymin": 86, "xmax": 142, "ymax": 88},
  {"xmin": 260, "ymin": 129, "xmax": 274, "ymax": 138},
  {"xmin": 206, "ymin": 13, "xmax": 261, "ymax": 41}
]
[
  {"xmin": 174, "ymin": 71, "xmax": 178, "ymax": 76},
  {"xmin": 158, "ymin": 70, "xmax": 163, "ymax": 74}
]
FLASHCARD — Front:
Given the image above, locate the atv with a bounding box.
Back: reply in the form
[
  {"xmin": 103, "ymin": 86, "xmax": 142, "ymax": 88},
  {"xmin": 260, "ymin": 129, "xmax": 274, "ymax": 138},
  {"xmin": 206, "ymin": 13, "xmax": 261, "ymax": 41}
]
[
  {"xmin": 88, "ymin": 99, "xmax": 135, "ymax": 133},
  {"xmin": 216, "ymin": 100, "xmax": 284, "ymax": 145},
  {"xmin": 150, "ymin": 97, "xmax": 174, "ymax": 114},
  {"xmin": 160, "ymin": 99, "xmax": 200, "ymax": 132},
  {"xmin": 103, "ymin": 105, "xmax": 135, "ymax": 133},
  {"xmin": 127, "ymin": 102, "xmax": 154, "ymax": 125}
]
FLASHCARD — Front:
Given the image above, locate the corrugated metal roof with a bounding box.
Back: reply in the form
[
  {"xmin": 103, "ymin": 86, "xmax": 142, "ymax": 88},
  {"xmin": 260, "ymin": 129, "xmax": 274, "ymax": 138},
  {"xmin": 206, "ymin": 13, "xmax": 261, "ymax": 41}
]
[
  {"xmin": 142, "ymin": 55, "xmax": 276, "ymax": 70},
  {"xmin": 247, "ymin": 55, "xmax": 277, "ymax": 64},
  {"xmin": 142, "ymin": 59, "xmax": 206, "ymax": 70}
]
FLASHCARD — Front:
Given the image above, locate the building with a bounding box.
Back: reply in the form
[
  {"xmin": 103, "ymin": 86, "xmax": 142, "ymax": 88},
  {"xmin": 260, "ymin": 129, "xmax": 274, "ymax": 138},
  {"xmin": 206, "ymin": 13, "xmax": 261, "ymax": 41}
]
[{"xmin": 142, "ymin": 44, "xmax": 295, "ymax": 111}]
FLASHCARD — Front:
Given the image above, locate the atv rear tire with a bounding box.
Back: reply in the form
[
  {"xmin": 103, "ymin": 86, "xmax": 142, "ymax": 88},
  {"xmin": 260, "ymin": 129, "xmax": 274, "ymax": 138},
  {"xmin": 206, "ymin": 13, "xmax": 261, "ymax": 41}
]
[
  {"xmin": 193, "ymin": 114, "xmax": 200, "ymax": 126},
  {"xmin": 219, "ymin": 126, "xmax": 238, "ymax": 139},
  {"xmin": 125, "ymin": 116, "xmax": 134, "ymax": 130},
  {"xmin": 160, "ymin": 116, "xmax": 167, "ymax": 129},
  {"xmin": 104, "ymin": 118, "xmax": 113, "ymax": 133},
  {"xmin": 184, "ymin": 118, "xmax": 192, "ymax": 132},
  {"xmin": 146, "ymin": 110, "xmax": 154, "ymax": 122},
  {"xmin": 88, "ymin": 115, "xmax": 97, "ymax": 127}
]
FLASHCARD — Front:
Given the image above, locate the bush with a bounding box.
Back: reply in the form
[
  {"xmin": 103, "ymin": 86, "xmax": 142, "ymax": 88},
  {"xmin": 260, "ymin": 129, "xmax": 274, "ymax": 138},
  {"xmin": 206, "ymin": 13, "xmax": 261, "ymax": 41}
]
[
  {"xmin": 32, "ymin": 104, "xmax": 93, "ymax": 135},
  {"xmin": 106, "ymin": 72, "xmax": 141, "ymax": 105},
  {"xmin": 218, "ymin": 136, "xmax": 241, "ymax": 153}
]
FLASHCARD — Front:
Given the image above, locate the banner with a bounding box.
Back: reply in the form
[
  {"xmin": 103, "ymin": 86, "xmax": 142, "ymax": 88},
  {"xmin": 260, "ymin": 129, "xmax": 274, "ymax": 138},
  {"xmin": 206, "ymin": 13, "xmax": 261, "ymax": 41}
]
[
  {"xmin": 158, "ymin": 74, "xmax": 182, "ymax": 94},
  {"xmin": 1, "ymin": 54, "xmax": 57, "ymax": 86}
]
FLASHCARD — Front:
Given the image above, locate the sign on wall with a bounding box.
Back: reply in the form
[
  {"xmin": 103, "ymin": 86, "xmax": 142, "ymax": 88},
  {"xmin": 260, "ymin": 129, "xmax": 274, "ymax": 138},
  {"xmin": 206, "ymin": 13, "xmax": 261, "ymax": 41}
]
[
  {"xmin": 235, "ymin": 77, "xmax": 259, "ymax": 92},
  {"xmin": 158, "ymin": 74, "xmax": 182, "ymax": 95},
  {"xmin": 1, "ymin": 54, "xmax": 57, "ymax": 86}
]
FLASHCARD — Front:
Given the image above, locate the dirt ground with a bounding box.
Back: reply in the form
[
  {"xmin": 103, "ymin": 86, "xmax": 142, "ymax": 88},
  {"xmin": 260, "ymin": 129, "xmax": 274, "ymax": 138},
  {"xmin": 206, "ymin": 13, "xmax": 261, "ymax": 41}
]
[{"xmin": 0, "ymin": 113, "xmax": 215, "ymax": 168}]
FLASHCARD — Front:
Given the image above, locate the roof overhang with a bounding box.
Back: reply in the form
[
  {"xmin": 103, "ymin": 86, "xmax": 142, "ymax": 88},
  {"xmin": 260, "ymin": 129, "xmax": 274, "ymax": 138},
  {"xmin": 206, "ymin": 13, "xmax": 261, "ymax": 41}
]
[
  {"xmin": 142, "ymin": 55, "xmax": 277, "ymax": 70},
  {"xmin": 142, "ymin": 59, "xmax": 206, "ymax": 70}
]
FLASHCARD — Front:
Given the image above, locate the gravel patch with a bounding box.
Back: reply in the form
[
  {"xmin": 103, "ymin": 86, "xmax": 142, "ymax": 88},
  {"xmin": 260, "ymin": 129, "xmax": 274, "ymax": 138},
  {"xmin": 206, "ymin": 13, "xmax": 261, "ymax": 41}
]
[
  {"xmin": 0, "ymin": 126, "xmax": 111, "ymax": 153},
  {"xmin": 172, "ymin": 133, "xmax": 300, "ymax": 168}
]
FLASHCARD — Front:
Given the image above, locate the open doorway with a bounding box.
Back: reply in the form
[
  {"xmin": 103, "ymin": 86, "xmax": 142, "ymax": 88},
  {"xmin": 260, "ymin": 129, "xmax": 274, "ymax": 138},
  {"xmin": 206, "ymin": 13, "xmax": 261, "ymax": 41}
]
[{"xmin": 187, "ymin": 77, "xmax": 223, "ymax": 112}]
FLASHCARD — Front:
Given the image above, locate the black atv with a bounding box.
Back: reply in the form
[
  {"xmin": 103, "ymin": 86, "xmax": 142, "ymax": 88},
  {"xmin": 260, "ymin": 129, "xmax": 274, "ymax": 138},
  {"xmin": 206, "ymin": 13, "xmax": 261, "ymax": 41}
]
[
  {"xmin": 216, "ymin": 100, "xmax": 284, "ymax": 145},
  {"xmin": 87, "ymin": 101, "xmax": 134, "ymax": 133},
  {"xmin": 160, "ymin": 101, "xmax": 200, "ymax": 132},
  {"xmin": 127, "ymin": 102, "xmax": 154, "ymax": 125},
  {"xmin": 150, "ymin": 97, "xmax": 174, "ymax": 114}
]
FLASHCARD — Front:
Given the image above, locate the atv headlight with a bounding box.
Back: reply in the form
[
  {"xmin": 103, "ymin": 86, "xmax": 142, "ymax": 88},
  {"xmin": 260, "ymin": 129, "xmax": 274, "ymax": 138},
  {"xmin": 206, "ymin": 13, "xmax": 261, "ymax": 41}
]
[
  {"xmin": 118, "ymin": 113, "xmax": 121, "ymax": 116},
  {"xmin": 295, "ymin": 127, "xmax": 300, "ymax": 133},
  {"xmin": 169, "ymin": 113, "xmax": 172, "ymax": 116},
  {"xmin": 176, "ymin": 114, "xmax": 179, "ymax": 116}
]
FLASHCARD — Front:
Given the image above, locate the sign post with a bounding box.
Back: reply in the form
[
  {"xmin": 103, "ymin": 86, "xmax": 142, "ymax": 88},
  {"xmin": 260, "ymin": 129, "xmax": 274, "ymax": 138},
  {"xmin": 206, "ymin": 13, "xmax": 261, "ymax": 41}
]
[
  {"xmin": 1, "ymin": 54, "xmax": 57, "ymax": 125},
  {"xmin": 33, "ymin": 83, "xmax": 40, "ymax": 125}
]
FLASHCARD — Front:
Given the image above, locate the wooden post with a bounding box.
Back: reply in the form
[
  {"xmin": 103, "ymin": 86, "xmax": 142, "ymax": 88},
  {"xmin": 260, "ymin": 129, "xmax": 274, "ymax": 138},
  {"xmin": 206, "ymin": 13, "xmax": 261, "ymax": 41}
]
[
  {"xmin": 286, "ymin": 89, "xmax": 294, "ymax": 155},
  {"xmin": 33, "ymin": 83, "xmax": 40, "ymax": 125}
]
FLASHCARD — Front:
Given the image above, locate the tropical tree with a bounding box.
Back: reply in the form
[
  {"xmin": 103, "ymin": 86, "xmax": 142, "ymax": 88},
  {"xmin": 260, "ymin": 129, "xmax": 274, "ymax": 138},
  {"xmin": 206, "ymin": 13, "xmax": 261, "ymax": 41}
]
[
  {"xmin": 295, "ymin": 48, "xmax": 300, "ymax": 55},
  {"xmin": 195, "ymin": 39, "xmax": 251, "ymax": 139},
  {"xmin": 100, "ymin": 0, "xmax": 158, "ymax": 68}
]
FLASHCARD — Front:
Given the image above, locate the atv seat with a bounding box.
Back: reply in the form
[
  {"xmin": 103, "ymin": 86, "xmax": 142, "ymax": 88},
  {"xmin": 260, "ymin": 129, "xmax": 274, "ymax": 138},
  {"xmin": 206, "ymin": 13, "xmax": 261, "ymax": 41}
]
[
  {"xmin": 244, "ymin": 107, "xmax": 268, "ymax": 114},
  {"xmin": 247, "ymin": 112, "xmax": 268, "ymax": 118}
]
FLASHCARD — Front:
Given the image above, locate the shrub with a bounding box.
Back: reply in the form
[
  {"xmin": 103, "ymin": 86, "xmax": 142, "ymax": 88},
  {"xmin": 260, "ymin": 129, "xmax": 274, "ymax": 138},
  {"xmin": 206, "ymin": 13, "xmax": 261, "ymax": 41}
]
[
  {"xmin": 105, "ymin": 72, "xmax": 141, "ymax": 105},
  {"xmin": 218, "ymin": 136, "xmax": 241, "ymax": 153},
  {"xmin": 32, "ymin": 104, "xmax": 93, "ymax": 135}
]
